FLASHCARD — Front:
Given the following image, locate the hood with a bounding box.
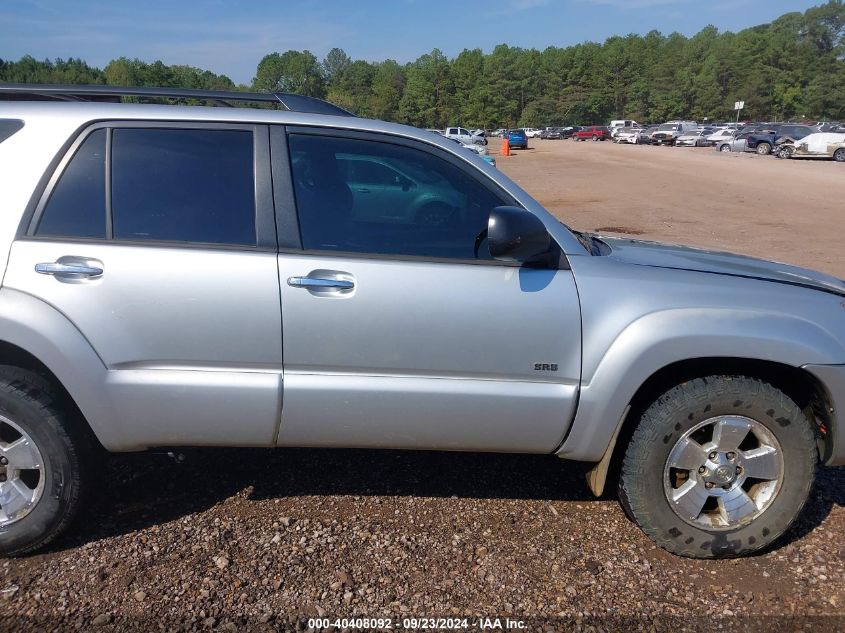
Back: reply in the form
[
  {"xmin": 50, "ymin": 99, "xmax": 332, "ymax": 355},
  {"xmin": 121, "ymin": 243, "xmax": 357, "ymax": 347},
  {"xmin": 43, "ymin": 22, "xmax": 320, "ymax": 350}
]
[{"xmin": 597, "ymin": 236, "xmax": 845, "ymax": 297}]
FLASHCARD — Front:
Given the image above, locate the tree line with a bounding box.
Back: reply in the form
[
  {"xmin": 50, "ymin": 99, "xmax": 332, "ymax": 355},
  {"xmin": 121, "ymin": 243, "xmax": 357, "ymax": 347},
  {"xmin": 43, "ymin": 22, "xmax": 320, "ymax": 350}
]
[{"xmin": 2, "ymin": 1, "xmax": 843, "ymax": 128}]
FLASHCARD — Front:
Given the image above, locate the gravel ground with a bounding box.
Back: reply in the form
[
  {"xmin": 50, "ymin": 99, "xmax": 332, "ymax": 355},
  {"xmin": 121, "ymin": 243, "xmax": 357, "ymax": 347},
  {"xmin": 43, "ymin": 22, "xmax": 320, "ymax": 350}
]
[
  {"xmin": 1, "ymin": 142, "xmax": 844, "ymax": 632},
  {"xmin": 1, "ymin": 450, "xmax": 843, "ymax": 632}
]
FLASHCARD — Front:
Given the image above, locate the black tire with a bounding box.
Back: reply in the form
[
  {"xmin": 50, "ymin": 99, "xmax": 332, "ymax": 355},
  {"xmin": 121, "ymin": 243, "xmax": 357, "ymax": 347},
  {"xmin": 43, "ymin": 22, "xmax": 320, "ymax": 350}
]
[
  {"xmin": 592, "ymin": 135, "xmax": 599, "ymax": 141},
  {"xmin": 834, "ymin": 148, "xmax": 845, "ymax": 163},
  {"xmin": 0, "ymin": 366, "xmax": 93, "ymax": 556},
  {"xmin": 619, "ymin": 375, "xmax": 816, "ymax": 559},
  {"xmin": 756, "ymin": 142, "xmax": 772, "ymax": 156},
  {"xmin": 719, "ymin": 144, "xmax": 731, "ymax": 153}
]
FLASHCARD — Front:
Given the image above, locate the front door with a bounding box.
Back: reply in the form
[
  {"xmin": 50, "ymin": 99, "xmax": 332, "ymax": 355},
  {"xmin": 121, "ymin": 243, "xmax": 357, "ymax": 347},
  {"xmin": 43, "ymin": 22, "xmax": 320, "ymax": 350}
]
[
  {"xmin": 273, "ymin": 128, "xmax": 582, "ymax": 452},
  {"xmin": 4, "ymin": 123, "xmax": 283, "ymax": 447}
]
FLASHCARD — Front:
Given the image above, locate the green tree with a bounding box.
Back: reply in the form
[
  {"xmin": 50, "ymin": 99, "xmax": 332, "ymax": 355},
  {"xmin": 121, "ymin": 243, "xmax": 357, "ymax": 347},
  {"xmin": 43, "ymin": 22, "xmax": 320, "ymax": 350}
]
[{"xmin": 253, "ymin": 50, "xmax": 325, "ymax": 97}]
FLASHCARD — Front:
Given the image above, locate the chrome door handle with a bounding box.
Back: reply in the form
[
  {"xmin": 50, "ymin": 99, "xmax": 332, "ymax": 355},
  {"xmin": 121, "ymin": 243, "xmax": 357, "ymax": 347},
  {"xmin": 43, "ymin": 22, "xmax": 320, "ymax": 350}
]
[
  {"xmin": 287, "ymin": 277, "xmax": 354, "ymax": 290},
  {"xmin": 36, "ymin": 262, "xmax": 103, "ymax": 277}
]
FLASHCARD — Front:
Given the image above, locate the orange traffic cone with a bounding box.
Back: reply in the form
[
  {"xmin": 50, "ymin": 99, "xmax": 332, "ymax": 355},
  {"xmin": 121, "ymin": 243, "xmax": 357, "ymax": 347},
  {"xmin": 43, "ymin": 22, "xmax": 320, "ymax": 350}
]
[{"xmin": 500, "ymin": 136, "xmax": 511, "ymax": 156}]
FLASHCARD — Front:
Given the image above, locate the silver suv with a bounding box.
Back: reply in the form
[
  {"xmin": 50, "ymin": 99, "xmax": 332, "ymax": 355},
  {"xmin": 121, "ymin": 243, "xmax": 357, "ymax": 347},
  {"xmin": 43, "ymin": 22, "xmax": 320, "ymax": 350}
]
[{"xmin": 0, "ymin": 84, "xmax": 843, "ymax": 558}]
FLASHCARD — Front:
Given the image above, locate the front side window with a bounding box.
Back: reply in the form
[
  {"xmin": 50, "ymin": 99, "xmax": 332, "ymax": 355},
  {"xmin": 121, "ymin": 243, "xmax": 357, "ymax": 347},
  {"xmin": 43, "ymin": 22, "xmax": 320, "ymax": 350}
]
[
  {"xmin": 288, "ymin": 134, "xmax": 508, "ymax": 260},
  {"xmin": 111, "ymin": 128, "xmax": 256, "ymax": 245}
]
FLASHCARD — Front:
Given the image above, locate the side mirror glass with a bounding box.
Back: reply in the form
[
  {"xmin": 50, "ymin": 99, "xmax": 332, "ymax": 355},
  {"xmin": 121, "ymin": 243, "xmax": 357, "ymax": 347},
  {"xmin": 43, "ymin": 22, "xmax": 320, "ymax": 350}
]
[{"xmin": 487, "ymin": 206, "xmax": 553, "ymax": 265}]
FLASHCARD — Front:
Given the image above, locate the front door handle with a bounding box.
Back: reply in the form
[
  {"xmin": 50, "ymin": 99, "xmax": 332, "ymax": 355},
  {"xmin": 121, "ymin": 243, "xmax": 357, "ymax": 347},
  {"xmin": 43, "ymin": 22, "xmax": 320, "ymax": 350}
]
[
  {"xmin": 287, "ymin": 277, "xmax": 354, "ymax": 290},
  {"xmin": 35, "ymin": 261, "xmax": 103, "ymax": 278}
]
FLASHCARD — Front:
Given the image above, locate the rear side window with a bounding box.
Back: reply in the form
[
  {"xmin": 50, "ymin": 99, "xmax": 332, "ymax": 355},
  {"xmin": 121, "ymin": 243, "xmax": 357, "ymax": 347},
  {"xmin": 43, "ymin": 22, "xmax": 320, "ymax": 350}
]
[
  {"xmin": 111, "ymin": 128, "xmax": 255, "ymax": 245},
  {"xmin": 36, "ymin": 129, "xmax": 107, "ymax": 239}
]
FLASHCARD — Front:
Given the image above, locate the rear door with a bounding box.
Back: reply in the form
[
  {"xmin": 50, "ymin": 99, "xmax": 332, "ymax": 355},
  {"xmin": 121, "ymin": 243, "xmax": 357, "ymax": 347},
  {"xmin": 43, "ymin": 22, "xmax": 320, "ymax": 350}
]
[
  {"xmin": 271, "ymin": 127, "xmax": 582, "ymax": 452},
  {"xmin": 5, "ymin": 122, "xmax": 283, "ymax": 447}
]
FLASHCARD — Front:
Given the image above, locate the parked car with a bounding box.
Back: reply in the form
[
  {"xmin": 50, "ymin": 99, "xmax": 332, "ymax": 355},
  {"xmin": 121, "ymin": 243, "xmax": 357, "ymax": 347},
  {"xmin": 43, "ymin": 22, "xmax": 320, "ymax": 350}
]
[
  {"xmin": 610, "ymin": 120, "xmax": 640, "ymax": 137},
  {"xmin": 1, "ymin": 84, "xmax": 844, "ymax": 562},
  {"xmin": 675, "ymin": 129, "xmax": 714, "ymax": 147},
  {"xmin": 539, "ymin": 127, "xmax": 563, "ymax": 140},
  {"xmin": 559, "ymin": 126, "xmax": 580, "ymax": 139},
  {"xmin": 635, "ymin": 126, "xmax": 659, "ymax": 144},
  {"xmin": 745, "ymin": 125, "xmax": 815, "ymax": 156},
  {"xmin": 651, "ymin": 121, "xmax": 698, "ymax": 146},
  {"xmin": 715, "ymin": 132, "xmax": 750, "ymax": 153},
  {"xmin": 493, "ymin": 128, "xmax": 508, "ymax": 137},
  {"xmin": 507, "ymin": 128, "xmax": 529, "ymax": 149},
  {"xmin": 522, "ymin": 128, "xmax": 543, "ymax": 138},
  {"xmin": 573, "ymin": 126, "xmax": 611, "ymax": 141},
  {"xmin": 444, "ymin": 126, "xmax": 487, "ymax": 146},
  {"xmin": 446, "ymin": 137, "xmax": 497, "ymax": 167},
  {"xmin": 776, "ymin": 132, "xmax": 845, "ymax": 162},
  {"xmin": 613, "ymin": 127, "xmax": 641, "ymax": 144},
  {"xmin": 706, "ymin": 129, "xmax": 736, "ymax": 145}
]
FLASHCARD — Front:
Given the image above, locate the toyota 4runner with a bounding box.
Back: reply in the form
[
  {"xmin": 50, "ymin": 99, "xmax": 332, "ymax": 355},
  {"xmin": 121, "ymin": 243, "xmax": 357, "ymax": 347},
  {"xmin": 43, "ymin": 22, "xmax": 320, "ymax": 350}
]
[{"xmin": 0, "ymin": 84, "xmax": 843, "ymax": 559}]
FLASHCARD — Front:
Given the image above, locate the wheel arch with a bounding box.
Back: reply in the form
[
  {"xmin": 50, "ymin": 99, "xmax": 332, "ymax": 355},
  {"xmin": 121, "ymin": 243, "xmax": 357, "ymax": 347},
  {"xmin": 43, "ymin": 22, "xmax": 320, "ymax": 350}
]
[
  {"xmin": 581, "ymin": 357, "xmax": 831, "ymax": 497},
  {"xmin": 0, "ymin": 288, "xmax": 125, "ymax": 451}
]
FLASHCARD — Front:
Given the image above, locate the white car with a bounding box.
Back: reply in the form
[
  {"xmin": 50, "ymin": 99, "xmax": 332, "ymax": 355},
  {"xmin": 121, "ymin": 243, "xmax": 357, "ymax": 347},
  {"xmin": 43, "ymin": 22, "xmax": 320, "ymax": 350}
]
[
  {"xmin": 613, "ymin": 127, "xmax": 641, "ymax": 144},
  {"xmin": 444, "ymin": 126, "xmax": 486, "ymax": 146},
  {"xmin": 522, "ymin": 128, "xmax": 543, "ymax": 138}
]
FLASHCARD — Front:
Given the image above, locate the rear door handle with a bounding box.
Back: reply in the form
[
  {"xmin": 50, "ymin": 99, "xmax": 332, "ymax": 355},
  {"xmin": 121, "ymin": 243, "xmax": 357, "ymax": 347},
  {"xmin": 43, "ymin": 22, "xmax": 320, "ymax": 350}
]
[
  {"xmin": 287, "ymin": 277, "xmax": 354, "ymax": 290},
  {"xmin": 35, "ymin": 261, "xmax": 103, "ymax": 278}
]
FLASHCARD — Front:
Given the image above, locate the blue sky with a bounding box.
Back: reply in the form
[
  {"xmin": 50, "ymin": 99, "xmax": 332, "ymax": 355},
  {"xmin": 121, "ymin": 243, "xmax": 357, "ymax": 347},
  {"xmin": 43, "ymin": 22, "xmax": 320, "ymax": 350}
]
[{"xmin": 1, "ymin": 0, "xmax": 824, "ymax": 84}]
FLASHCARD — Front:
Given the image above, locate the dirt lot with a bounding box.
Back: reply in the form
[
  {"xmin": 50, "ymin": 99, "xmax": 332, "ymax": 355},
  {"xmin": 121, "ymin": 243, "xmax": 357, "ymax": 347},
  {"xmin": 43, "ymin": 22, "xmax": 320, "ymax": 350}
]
[
  {"xmin": 1, "ymin": 141, "xmax": 844, "ymax": 633},
  {"xmin": 503, "ymin": 138, "xmax": 845, "ymax": 277}
]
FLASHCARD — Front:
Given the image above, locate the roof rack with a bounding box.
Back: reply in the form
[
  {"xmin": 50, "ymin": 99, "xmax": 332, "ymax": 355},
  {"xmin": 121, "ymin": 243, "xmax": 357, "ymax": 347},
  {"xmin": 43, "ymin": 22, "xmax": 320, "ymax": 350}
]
[{"xmin": 0, "ymin": 83, "xmax": 355, "ymax": 117}]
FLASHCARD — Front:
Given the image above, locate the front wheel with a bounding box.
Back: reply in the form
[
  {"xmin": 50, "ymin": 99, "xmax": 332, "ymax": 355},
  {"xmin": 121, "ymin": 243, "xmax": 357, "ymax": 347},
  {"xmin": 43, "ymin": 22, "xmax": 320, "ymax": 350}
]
[
  {"xmin": 720, "ymin": 144, "xmax": 732, "ymax": 153},
  {"xmin": 756, "ymin": 142, "xmax": 772, "ymax": 156},
  {"xmin": 619, "ymin": 375, "xmax": 816, "ymax": 558},
  {"xmin": 833, "ymin": 148, "xmax": 845, "ymax": 162}
]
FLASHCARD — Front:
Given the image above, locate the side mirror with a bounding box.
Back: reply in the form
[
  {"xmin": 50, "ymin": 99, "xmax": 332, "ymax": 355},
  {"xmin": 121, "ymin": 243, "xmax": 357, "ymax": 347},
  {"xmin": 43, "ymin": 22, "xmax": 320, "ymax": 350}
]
[{"xmin": 488, "ymin": 206, "xmax": 553, "ymax": 264}]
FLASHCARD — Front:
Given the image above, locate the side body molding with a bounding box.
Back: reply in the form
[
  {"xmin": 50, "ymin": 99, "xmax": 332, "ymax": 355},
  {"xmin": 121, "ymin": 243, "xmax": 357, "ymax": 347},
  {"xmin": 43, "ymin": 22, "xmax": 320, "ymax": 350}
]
[{"xmin": 558, "ymin": 307, "xmax": 845, "ymax": 462}]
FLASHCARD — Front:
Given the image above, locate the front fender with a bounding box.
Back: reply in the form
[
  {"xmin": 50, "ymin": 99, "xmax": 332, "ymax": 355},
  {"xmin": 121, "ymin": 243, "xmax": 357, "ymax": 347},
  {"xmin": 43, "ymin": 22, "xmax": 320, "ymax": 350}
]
[{"xmin": 557, "ymin": 307, "xmax": 844, "ymax": 461}]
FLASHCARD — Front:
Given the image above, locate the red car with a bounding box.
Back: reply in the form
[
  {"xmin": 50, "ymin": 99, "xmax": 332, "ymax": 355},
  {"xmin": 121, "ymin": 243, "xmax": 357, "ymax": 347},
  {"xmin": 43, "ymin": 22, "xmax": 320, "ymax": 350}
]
[{"xmin": 573, "ymin": 125, "xmax": 611, "ymax": 141}]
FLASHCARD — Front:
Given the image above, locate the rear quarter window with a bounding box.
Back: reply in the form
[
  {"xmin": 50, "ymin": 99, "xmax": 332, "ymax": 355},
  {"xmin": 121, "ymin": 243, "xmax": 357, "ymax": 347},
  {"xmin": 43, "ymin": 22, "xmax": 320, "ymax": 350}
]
[
  {"xmin": 35, "ymin": 129, "xmax": 107, "ymax": 239},
  {"xmin": 0, "ymin": 119, "xmax": 24, "ymax": 144}
]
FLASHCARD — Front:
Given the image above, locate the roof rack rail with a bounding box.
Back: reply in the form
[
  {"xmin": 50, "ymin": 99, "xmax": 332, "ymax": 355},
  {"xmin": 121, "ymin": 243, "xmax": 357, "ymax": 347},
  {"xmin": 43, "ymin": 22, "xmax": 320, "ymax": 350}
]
[{"xmin": 0, "ymin": 83, "xmax": 355, "ymax": 117}]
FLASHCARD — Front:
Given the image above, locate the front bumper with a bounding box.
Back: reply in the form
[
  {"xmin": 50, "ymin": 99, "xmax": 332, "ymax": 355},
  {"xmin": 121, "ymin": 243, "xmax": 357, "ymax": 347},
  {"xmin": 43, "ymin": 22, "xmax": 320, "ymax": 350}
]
[
  {"xmin": 652, "ymin": 135, "xmax": 676, "ymax": 145},
  {"xmin": 802, "ymin": 363, "xmax": 845, "ymax": 465}
]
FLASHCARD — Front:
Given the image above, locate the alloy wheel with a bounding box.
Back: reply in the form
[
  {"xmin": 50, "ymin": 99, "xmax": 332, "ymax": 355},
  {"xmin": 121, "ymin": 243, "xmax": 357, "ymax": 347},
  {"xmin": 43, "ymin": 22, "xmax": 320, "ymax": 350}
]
[
  {"xmin": 663, "ymin": 415, "xmax": 783, "ymax": 530},
  {"xmin": 0, "ymin": 415, "xmax": 46, "ymax": 527}
]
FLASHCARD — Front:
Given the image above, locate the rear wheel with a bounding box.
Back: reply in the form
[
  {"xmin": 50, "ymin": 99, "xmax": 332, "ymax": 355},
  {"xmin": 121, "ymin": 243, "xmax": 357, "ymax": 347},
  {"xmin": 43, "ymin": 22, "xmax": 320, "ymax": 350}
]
[
  {"xmin": 592, "ymin": 135, "xmax": 599, "ymax": 141},
  {"xmin": 0, "ymin": 367, "xmax": 92, "ymax": 556},
  {"xmin": 834, "ymin": 148, "xmax": 845, "ymax": 162},
  {"xmin": 619, "ymin": 376, "xmax": 816, "ymax": 558},
  {"xmin": 720, "ymin": 144, "xmax": 732, "ymax": 153},
  {"xmin": 756, "ymin": 142, "xmax": 772, "ymax": 156}
]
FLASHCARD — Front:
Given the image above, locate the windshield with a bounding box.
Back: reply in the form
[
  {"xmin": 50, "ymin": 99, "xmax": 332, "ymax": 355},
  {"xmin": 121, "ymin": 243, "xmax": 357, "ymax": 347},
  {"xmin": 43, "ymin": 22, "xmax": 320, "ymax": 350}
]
[{"xmin": 658, "ymin": 124, "xmax": 679, "ymax": 131}]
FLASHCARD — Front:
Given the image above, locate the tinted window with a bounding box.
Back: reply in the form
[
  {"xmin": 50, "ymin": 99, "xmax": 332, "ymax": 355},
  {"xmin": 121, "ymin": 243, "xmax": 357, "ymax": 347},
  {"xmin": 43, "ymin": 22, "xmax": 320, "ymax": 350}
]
[
  {"xmin": 0, "ymin": 119, "xmax": 23, "ymax": 145},
  {"xmin": 288, "ymin": 134, "xmax": 508, "ymax": 260},
  {"xmin": 36, "ymin": 129, "xmax": 106, "ymax": 239},
  {"xmin": 111, "ymin": 128, "xmax": 255, "ymax": 245}
]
